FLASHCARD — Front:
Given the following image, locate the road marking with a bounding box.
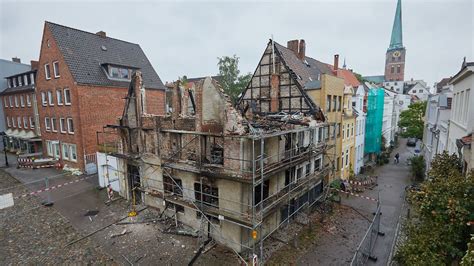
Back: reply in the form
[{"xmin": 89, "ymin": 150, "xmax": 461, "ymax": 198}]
[{"xmin": 15, "ymin": 175, "xmax": 93, "ymax": 199}]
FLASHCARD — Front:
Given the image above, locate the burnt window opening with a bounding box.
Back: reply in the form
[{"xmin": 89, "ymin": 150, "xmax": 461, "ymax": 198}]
[
  {"xmin": 194, "ymin": 183, "xmax": 219, "ymax": 207},
  {"xmin": 187, "ymin": 89, "xmax": 196, "ymax": 116},
  {"xmin": 168, "ymin": 202, "xmax": 185, "ymax": 213},
  {"xmin": 296, "ymin": 167, "xmax": 303, "ymax": 180},
  {"xmin": 255, "ymin": 179, "xmax": 270, "ymax": 205},
  {"xmin": 305, "ymin": 163, "xmax": 310, "ymax": 177},
  {"xmin": 164, "ymin": 176, "xmax": 183, "ymax": 197},
  {"xmin": 314, "ymin": 158, "xmax": 322, "ymax": 172},
  {"xmin": 203, "ymin": 137, "xmax": 224, "ymax": 165}
]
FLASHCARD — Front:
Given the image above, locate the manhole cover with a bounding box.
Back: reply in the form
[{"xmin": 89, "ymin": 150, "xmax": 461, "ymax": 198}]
[{"xmin": 84, "ymin": 210, "xmax": 99, "ymax": 216}]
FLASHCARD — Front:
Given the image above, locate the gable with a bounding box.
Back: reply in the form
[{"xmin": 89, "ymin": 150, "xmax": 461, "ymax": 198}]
[
  {"xmin": 46, "ymin": 22, "xmax": 165, "ymax": 90},
  {"xmin": 238, "ymin": 42, "xmax": 317, "ymax": 114}
]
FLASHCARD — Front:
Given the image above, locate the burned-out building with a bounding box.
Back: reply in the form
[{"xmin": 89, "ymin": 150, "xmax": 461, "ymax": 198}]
[{"xmin": 99, "ymin": 42, "xmax": 332, "ymax": 261}]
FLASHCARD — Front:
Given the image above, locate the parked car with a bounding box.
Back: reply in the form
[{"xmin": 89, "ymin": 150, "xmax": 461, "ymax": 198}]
[{"xmin": 407, "ymin": 138, "xmax": 417, "ymax": 146}]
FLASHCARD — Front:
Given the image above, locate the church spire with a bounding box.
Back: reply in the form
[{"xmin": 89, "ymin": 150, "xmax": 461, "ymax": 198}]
[{"xmin": 388, "ymin": 0, "xmax": 403, "ymax": 51}]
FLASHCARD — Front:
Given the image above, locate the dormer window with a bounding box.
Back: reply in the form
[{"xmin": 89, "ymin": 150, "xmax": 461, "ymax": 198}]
[{"xmin": 108, "ymin": 65, "xmax": 131, "ymax": 80}]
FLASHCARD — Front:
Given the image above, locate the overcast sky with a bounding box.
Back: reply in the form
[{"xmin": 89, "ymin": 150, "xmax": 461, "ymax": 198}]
[{"xmin": 1, "ymin": 0, "xmax": 472, "ymax": 87}]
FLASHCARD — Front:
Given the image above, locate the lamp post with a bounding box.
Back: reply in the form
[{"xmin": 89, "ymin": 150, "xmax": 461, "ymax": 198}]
[{"xmin": 1, "ymin": 133, "xmax": 8, "ymax": 167}]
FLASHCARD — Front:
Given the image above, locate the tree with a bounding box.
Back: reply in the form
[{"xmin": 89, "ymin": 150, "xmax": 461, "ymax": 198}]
[
  {"xmin": 398, "ymin": 101, "xmax": 427, "ymax": 139},
  {"xmin": 217, "ymin": 55, "xmax": 252, "ymax": 104},
  {"xmin": 395, "ymin": 152, "xmax": 474, "ymax": 264},
  {"xmin": 353, "ymin": 72, "xmax": 366, "ymax": 83},
  {"xmin": 409, "ymin": 155, "xmax": 426, "ymax": 181}
]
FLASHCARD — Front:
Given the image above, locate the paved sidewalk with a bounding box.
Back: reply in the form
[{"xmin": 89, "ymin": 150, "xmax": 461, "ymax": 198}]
[{"xmin": 342, "ymin": 138, "xmax": 412, "ymax": 265}]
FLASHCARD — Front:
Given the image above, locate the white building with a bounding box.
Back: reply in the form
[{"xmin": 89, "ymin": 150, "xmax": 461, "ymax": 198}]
[
  {"xmin": 405, "ymin": 81, "xmax": 431, "ymax": 101},
  {"xmin": 382, "ymin": 89, "xmax": 396, "ymax": 147},
  {"xmin": 383, "ymin": 80, "xmax": 404, "ymax": 94},
  {"xmin": 352, "ymin": 85, "xmax": 366, "ymax": 174},
  {"xmin": 447, "ymin": 61, "xmax": 473, "ymax": 173},
  {"xmin": 393, "ymin": 93, "xmax": 411, "ymax": 133}
]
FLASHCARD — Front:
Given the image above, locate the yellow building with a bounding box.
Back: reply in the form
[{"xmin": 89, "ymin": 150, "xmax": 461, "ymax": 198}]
[
  {"xmin": 341, "ymin": 86, "xmax": 356, "ymax": 179},
  {"xmin": 306, "ymin": 74, "xmax": 344, "ymax": 182}
]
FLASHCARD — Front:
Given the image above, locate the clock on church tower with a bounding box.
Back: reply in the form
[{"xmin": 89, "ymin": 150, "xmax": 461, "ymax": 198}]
[{"xmin": 384, "ymin": 0, "xmax": 406, "ymax": 82}]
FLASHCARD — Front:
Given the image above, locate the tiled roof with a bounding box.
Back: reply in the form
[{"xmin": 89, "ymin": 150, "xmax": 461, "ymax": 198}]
[
  {"xmin": 273, "ymin": 42, "xmax": 334, "ymax": 90},
  {"xmin": 326, "ymin": 65, "xmax": 360, "ymax": 87},
  {"xmin": 0, "ymin": 84, "xmax": 35, "ymax": 96},
  {"xmin": 46, "ymin": 21, "xmax": 165, "ymax": 90}
]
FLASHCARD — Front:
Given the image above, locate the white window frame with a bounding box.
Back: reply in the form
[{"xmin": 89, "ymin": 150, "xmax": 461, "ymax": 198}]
[
  {"xmin": 9, "ymin": 96, "xmax": 12, "ymax": 107},
  {"xmin": 45, "ymin": 117, "xmax": 51, "ymax": 131},
  {"xmin": 17, "ymin": 117, "xmax": 21, "ymax": 128},
  {"xmin": 44, "ymin": 64, "xmax": 51, "ymax": 80},
  {"xmin": 12, "ymin": 117, "xmax": 16, "ymax": 128},
  {"xmin": 59, "ymin": 118, "xmax": 66, "ymax": 133},
  {"xmin": 51, "ymin": 117, "xmax": 57, "ymax": 132},
  {"xmin": 53, "ymin": 61, "xmax": 60, "ymax": 78},
  {"xmin": 46, "ymin": 141, "xmax": 53, "ymax": 156},
  {"xmin": 62, "ymin": 143, "xmax": 69, "ymax": 160},
  {"xmin": 20, "ymin": 95, "xmax": 24, "ymax": 107},
  {"xmin": 56, "ymin": 89, "xmax": 63, "ymax": 105},
  {"xmin": 67, "ymin": 117, "xmax": 74, "ymax": 134},
  {"xmin": 48, "ymin": 91, "xmax": 54, "ymax": 106},
  {"xmin": 41, "ymin": 92, "xmax": 47, "ymax": 106},
  {"xmin": 29, "ymin": 117, "xmax": 35, "ymax": 129},
  {"xmin": 64, "ymin": 88, "xmax": 71, "ymax": 105},
  {"xmin": 4, "ymin": 97, "xmax": 8, "ymax": 108},
  {"xmin": 14, "ymin": 96, "xmax": 18, "ymax": 107},
  {"xmin": 69, "ymin": 144, "xmax": 77, "ymax": 162},
  {"xmin": 26, "ymin": 94, "xmax": 31, "ymax": 106},
  {"xmin": 23, "ymin": 117, "xmax": 27, "ymax": 128},
  {"xmin": 7, "ymin": 117, "xmax": 10, "ymax": 127}
]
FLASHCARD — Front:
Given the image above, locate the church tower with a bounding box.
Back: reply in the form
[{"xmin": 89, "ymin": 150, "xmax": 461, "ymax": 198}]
[{"xmin": 384, "ymin": 0, "xmax": 406, "ymax": 81}]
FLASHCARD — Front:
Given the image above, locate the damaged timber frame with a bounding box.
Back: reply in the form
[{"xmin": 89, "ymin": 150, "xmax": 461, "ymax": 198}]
[{"xmin": 97, "ymin": 71, "xmax": 333, "ymax": 264}]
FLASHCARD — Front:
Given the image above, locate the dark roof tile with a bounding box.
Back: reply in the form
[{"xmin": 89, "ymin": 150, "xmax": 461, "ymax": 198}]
[{"xmin": 46, "ymin": 21, "xmax": 165, "ymax": 90}]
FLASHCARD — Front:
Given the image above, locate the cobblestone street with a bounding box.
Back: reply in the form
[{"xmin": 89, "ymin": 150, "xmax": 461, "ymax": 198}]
[{"xmin": 0, "ymin": 170, "xmax": 113, "ymax": 264}]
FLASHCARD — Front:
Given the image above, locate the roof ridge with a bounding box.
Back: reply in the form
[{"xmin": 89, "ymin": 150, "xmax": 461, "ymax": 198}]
[{"xmin": 45, "ymin": 21, "xmax": 140, "ymax": 46}]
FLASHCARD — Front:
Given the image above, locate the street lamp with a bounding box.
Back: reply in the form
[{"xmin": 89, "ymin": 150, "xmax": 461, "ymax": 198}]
[{"xmin": 0, "ymin": 132, "xmax": 8, "ymax": 167}]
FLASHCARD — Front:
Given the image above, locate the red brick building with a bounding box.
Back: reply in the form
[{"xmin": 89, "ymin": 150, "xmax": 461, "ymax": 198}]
[
  {"xmin": 1, "ymin": 67, "xmax": 42, "ymax": 154},
  {"xmin": 36, "ymin": 22, "xmax": 166, "ymax": 171}
]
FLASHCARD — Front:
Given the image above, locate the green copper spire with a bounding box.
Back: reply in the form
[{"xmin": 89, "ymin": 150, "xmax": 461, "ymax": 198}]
[{"xmin": 388, "ymin": 0, "xmax": 403, "ymax": 51}]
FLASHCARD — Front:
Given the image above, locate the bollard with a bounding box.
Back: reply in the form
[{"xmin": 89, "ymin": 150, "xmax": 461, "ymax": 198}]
[{"xmin": 42, "ymin": 176, "xmax": 54, "ymax": 206}]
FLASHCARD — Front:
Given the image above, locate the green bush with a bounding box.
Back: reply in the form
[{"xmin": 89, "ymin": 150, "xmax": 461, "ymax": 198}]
[{"xmin": 409, "ymin": 155, "xmax": 426, "ymax": 181}]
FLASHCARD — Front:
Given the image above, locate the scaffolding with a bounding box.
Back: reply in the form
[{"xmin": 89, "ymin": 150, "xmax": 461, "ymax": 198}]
[
  {"xmin": 97, "ymin": 120, "xmax": 333, "ymax": 264},
  {"xmin": 364, "ymin": 88, "xmax": 384, "ymax": 154}
]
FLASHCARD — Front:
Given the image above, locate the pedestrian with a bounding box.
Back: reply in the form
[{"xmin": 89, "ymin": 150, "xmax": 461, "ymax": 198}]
[{"xmin": 394, "ymin": 153, "xmax": 400, "ymax": 164}]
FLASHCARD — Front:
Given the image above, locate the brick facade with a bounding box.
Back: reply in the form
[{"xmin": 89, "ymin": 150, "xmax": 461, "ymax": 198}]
[
  {"xmin": 384, "ymin": 48, "xmax": 406, "ymax": 81},
  {"xmin": 36, "ymin": 23, "xmax": 165, "ymax": 171}
]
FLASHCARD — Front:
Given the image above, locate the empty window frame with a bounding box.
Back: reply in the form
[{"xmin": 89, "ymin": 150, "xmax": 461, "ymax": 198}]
[
  {"xmin": 163, "ymin": 176, "xmax": 183, "ymax": 196},
  {"xmin": 194, "ymin": 183, "xmax": 219, "ymax": 207}
]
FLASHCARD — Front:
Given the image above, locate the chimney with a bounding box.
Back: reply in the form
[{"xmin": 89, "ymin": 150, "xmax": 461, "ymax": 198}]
[
  {"xmin": 287, "ymin": 40, "xmax": 299, "ymax": 56},
  {"xmin": 96, "ymin": 31, "xmax": 106, "ymax": 38},
  {"xmin": 12, "ymin": 57, "xmax": 21, "ymax": 63},
  {"xmin": 333, "ymin": 54, "xmax": 339, "ymax": 71},
  {"xmin": 30, "ymin": 60, "xmax": 39, "ymax": 70},
  {"xmin": 298, "ymin": 40, "xmax": 306, "ymax": 60}
]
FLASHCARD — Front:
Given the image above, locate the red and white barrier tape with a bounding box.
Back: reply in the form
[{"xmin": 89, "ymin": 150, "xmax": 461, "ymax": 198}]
[
  {"xmin": 348, "ymin": 178, "xmax": 376, "ymax": 186},
  {"xmin": 331, "ymin": 188, "xmax": 378, "ymax": 202},
  {"xmin": 15, "ymin": 175, "xmax": 92, "ymax": 199}
]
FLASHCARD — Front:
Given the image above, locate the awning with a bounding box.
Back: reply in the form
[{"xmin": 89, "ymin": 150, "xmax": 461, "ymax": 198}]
[
  {"xmin": 7, "ymin": 129, "xmax": 20, "ymax": 138},
  {"xmin": 19, "ymin": 130, "xmax": 38, "ymax": 140}
]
